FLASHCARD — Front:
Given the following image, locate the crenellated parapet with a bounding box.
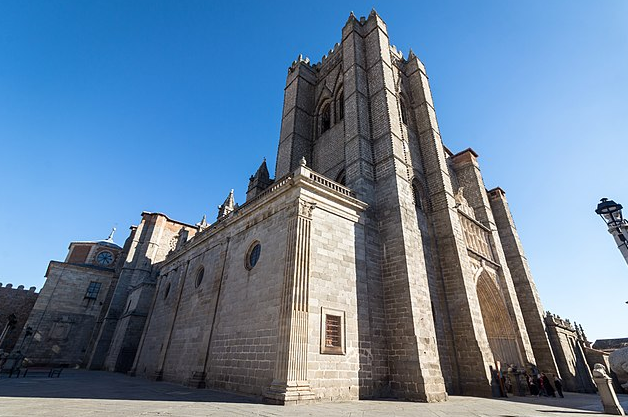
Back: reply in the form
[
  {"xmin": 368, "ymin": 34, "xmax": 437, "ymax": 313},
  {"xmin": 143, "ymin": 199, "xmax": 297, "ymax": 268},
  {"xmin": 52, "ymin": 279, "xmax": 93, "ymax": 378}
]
[
  {"xmin": 544, "ymin": 311, "xmax": 575, "ymax": 331},
  {"xmin": 0, "ymin": 283, "xmax": 37, "ymax": 292}
]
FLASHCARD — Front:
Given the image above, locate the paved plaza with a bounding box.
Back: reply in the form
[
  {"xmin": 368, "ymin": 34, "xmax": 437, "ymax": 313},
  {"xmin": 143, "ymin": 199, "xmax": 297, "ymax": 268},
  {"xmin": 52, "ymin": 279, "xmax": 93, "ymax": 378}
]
[{"xmin": 0, "ymin": 370, "xmax": 626, "ymax": 416}]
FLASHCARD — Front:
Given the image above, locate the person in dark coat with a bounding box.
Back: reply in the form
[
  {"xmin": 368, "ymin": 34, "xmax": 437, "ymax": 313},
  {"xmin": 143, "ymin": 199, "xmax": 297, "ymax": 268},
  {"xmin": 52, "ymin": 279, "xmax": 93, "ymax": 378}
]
[
  {"xmin": 554, "ymin": 376, "xmax": 564, "ymax": 398},
  {"xmin": 541, "ymin": 373, "xmax": 556, "ymax": 397},
  {"xmin": 528, "ymin": 375, "xmax": 539, "ymax": 395}
]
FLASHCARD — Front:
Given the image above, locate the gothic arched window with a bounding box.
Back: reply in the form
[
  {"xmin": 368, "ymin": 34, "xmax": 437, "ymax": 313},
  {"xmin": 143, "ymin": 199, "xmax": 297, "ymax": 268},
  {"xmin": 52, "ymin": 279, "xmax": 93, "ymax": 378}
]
[
  {"xmin": 335, "ymin": 90, "xmax": 344, "ymax": 122},
  {"xmin": 336, "ymin": 169, "xmax": 346, "ymax": 186},
  {"xmin": 321, "ymin": 103, "xmax": 331, "ymax": 134}
]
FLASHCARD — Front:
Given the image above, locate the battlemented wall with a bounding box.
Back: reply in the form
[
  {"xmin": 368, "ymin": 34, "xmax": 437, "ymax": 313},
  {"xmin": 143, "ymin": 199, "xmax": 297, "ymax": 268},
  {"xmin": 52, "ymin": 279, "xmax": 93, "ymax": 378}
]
[
  {"xmin": 545, "ymin": 313, "xmax": 596, "ymax": 393},
  {"xmin": 0, "ymin": 283, "xmax": 38, "ymax": 352}
]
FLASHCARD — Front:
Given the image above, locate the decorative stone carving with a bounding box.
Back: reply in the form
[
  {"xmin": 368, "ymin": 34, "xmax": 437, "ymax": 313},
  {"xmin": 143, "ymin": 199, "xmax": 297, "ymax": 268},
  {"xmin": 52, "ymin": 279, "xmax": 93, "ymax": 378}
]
[
  {"xmin": 168, "ymin": 236, "xmax": 178, "ymax": 252},
  {"xmin": 454, "ymin": 187, "xmax": 475, "ymax": 219},
  {"xmin": 298, "ymin": 200, "xmax": 316, "ymax": 219}
]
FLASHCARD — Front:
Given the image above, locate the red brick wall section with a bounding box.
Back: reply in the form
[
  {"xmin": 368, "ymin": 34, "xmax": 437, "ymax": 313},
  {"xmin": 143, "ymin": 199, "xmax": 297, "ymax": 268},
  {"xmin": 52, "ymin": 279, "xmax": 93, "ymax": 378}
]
[
  {"xmin": 67, "ymin": 245, "xmax": 91, "ymax": 264},
  {"xmin": 0, "ymin": 284, "xmax": 39, "ymax": 352}
]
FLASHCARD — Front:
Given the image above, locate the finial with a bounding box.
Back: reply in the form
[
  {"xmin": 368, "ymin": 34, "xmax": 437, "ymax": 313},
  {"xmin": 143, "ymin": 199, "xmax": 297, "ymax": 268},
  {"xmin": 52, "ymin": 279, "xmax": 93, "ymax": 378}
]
[
  {"xmin": 217, "ymin": 189, "xmax": 237, "ymax": 220},
  {"xmin": 106, "ymin": 227, "xmax": 116, "ymax": 242},
  {"xmin": 196, "ymin": 214, "xmax": 208, "ymax": 229},
  {"xmin": 299, "ymin": 156, "xmax": 307, "ymax": 167}
]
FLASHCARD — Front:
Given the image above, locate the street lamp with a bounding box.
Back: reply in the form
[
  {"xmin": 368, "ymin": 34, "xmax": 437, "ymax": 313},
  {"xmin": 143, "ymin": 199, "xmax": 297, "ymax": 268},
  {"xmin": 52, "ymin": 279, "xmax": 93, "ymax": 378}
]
[{"xmin": 595, "ymin": 198, "xmax": 628, "ymax": 266}]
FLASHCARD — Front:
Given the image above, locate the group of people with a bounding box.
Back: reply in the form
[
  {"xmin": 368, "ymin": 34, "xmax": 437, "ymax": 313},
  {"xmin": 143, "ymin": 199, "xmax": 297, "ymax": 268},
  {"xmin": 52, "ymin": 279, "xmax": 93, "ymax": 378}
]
[
  {"xmin": 490, "ymin": 365, "xmax": 565, "ymax": 398},
  {"xmin": 528, "ymin": 373, "xmax": 564, "ymax": 398}
]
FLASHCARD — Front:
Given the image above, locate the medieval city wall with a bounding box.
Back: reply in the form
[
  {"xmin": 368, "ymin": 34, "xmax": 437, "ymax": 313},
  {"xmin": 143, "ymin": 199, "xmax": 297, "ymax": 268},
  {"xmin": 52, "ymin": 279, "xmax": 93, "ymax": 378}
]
[{"xmin": 0, "ymin": 283, "xmax": 38, "ymax": 352}]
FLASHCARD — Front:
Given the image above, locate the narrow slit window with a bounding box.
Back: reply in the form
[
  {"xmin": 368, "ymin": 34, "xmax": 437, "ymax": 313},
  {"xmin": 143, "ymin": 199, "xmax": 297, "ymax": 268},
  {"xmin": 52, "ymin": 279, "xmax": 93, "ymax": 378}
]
[
  {"xmin": 400, "ymin": 98, "xmax": 408, "ymax": 125},
  {"xmin": 336, "ymin": 91, "xmax": 344, "ymax": 122},
  {"xmin": 321, "ymin": 103, "xmax": 331, "ymax": 134}
]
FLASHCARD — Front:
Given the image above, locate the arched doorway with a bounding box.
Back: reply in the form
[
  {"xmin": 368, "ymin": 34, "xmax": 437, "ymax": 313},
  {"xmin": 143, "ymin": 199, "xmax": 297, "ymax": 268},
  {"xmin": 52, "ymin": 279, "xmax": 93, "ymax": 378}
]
[{"xmin": 476, "ymin": 273, "xmax": 523, "ymax": 367}]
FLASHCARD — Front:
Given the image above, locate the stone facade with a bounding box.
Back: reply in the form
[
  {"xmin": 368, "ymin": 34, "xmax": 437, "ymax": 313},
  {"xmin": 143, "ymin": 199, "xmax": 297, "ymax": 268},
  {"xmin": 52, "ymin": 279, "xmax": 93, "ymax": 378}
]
[
  {"xmin": 544, "ymin": 312, "xmax": 596, "ymax": 393},
  {"xmin": 16, "ymin": 11, "xmax": 567, "ymax": 404},
  {"xmin": 17, "ymin": 236, "xmax": 124, "ymax": 366},
  {"xmin": 0, "ymin": 283, "xmax": 38, "ymax": 353}
]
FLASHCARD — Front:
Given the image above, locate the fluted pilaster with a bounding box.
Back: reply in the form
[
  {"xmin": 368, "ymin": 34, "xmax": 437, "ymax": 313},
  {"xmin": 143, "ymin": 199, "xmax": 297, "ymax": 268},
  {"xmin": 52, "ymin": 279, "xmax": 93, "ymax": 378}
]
[{"xmin": 264, "ymin": 199, "xmax": 315, "ymax": 404}]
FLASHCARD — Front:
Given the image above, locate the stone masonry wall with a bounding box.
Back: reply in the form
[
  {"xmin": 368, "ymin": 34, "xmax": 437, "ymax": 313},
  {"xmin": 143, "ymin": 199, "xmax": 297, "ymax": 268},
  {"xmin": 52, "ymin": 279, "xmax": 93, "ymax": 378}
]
[
  {"xmin": 133, "ymin": 188, "xmax": 293, "ymax": 395},
  {"xmin": 100, "ymin": 213, "xmax": 197, "ymax": 373},
  {"xmin": 545, "ymin": 316, "xmax": 596, "ymax": 393},
  {"xmin": 307, "ymin": 192, "xmax": 360, "ymax": 401},
  {"xmin": 0, "ymin": 283, "xmax": 38, "ymax": 352},
  {"xmin": 20, "ymin": 263, "xmax": 115, "ymax": 366}
]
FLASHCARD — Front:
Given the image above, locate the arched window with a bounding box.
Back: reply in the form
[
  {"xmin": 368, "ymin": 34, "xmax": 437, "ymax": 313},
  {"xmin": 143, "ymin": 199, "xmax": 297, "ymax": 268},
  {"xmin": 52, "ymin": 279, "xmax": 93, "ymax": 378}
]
[
  {"xmin": 321, "ymin": 103, "xmax": 331, "ymax": 134},
  {"xmin": 400, "ymin": 98, "xmax": 408, "ymax": 125},
  {"xmin": 335, "ymin": 90, "xmax": 344, "ymax": 122},
  {"xmin": 336, "ymin": 169, "xmax": 346, "ymax": 186}
]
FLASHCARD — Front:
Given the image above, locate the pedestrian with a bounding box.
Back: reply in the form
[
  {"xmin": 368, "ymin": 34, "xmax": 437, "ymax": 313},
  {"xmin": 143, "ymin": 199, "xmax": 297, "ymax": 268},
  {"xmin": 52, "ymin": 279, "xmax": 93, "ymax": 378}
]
[
  {"xmin": 554, "ymin": 376, "xmax": 564, "ymax": 398},
  {"xmin": 542, "ymin": 373, "xmax": 556, "ymax": 397},
  {"xmin": 528, "ymin": 375, "xmax": 538, "ymax": 396},
  {"xmin": 538, "ymin": 373, "xmax": 547, "ymax": 397}
]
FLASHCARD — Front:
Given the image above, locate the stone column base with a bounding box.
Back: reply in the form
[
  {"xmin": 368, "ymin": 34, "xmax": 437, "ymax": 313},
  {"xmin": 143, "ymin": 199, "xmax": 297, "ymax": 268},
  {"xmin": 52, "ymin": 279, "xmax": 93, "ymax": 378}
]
[
  {"xmin": 593, "ymin": 374, "xmax": 625, "ymax": 416},
  {"xmin": 151, "ymin": 370, "xmax": 163, "ymax": 381},
  {"xmin": 186, "ymin": 371, "xmax": 206, "ymax": 389},
  {"xmin": 263, "ymin": 381, "xmax": 315, "ymax": 405}
]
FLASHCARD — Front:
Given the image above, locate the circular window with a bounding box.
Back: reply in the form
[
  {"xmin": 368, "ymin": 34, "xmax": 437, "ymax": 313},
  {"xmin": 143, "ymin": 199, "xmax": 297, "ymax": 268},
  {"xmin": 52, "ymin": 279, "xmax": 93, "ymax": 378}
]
[
  {"xmin": 163, "ymin": 282, "xmax": 171, "ymax": 300},
  {"xmin": 246, "ymin": 242, "xmax": 261, "ymax": 270},
  {"xmin": 195, "ymin": 267, "xmax": 204, "ymax": 288}
]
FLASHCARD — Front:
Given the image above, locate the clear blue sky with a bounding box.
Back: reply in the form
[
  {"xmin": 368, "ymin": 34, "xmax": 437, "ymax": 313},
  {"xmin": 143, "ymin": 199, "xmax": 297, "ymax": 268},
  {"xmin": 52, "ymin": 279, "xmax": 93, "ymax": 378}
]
[{"xmin": 1, "ymin": 1, "xmax": 626, "ymax": 342}]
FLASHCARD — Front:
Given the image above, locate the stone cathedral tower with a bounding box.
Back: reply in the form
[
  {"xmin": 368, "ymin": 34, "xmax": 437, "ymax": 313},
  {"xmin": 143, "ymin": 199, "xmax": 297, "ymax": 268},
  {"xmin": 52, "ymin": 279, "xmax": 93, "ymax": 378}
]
[{"xmin": 276, "ymin": 10, "xmax": 557, "ymax": 399}]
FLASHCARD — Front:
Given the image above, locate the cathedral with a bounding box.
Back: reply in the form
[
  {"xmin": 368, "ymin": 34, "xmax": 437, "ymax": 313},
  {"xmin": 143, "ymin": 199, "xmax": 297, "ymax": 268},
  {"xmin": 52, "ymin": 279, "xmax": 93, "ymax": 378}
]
[{"xmin": 16, "ymin": 11, "xmax": 561, "ymax": 404}]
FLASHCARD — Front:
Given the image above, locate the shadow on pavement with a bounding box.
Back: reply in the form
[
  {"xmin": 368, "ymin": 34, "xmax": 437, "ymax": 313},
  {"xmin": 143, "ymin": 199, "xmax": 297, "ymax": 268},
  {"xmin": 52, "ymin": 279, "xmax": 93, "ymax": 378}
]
[
  {"xmin": 498, "ymin": 391, "xmax": 628, "ymax": 415},
  {"xmin": 0, "ymin": 369, "xmax": 261, "ymax": 404}
]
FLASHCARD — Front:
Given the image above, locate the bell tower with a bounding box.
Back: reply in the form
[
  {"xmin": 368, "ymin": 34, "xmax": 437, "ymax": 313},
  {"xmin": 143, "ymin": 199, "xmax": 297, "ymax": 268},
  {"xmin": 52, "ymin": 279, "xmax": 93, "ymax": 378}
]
[{"xmin": 275, "ymin": 10, "xmax": 449, "ymax": 401}]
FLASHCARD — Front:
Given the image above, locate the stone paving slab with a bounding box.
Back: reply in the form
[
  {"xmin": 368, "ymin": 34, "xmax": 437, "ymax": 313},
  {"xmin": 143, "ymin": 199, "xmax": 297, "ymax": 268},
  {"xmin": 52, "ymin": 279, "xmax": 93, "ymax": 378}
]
[{"xmin": 0, "ymin": 370, "xmax": 626, "ymax": 416}]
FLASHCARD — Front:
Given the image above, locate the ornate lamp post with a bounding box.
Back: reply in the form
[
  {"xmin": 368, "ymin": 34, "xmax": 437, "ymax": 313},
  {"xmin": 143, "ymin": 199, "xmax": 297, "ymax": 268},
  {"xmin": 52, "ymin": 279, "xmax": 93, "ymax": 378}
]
[{"xmin": 595, "ymin": 198, "xmax": 628, "ymax": 266}]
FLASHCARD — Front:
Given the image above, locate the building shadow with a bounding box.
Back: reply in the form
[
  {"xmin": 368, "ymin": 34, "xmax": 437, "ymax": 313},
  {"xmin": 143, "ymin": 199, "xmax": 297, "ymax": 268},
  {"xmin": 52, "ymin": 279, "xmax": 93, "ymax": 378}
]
[
  {"xmin": 499, "ymin": 391, "xmax": 628, "ymax": 415},
  {"xmin": 0, "ymin": 369, "xmax": 260, "ymax": 404}
]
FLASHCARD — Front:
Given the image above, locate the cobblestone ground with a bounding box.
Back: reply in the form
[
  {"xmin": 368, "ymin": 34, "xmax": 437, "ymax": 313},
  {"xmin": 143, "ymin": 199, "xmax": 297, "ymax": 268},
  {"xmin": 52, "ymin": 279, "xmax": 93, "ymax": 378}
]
[{"xmin": 1, "ymin": 370, "xmax": 626, "ymax": 416}]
